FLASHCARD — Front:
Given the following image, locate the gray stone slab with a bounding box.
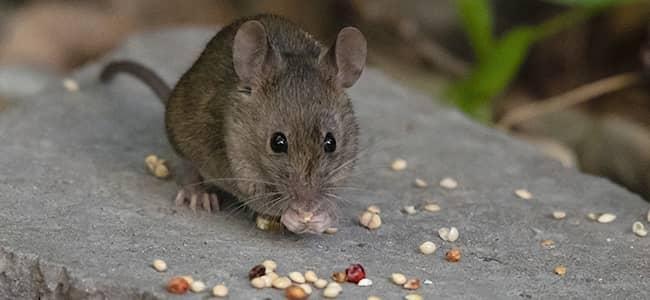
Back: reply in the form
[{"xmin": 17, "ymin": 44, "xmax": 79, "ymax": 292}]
[{"xmin": 1, "ymin": 28, "xmax": 648, "ymax": 300}]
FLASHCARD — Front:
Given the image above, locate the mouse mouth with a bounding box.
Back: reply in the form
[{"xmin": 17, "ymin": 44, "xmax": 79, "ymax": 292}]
[{"xmin": 280, "ymin": 207, "xmax": 333, "ymax": 234}]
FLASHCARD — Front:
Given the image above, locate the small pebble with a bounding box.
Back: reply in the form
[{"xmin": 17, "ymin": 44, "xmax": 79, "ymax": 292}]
[
  {"xmin": 597, "ymin": 213, "xmax": 616, "ymax": 223},
  {"xmin": 403, "ymin": 205, "xmax": 417, "ymax": 215},
  {"xmin": 439, "ymin": 177, "xmax": 458, "ymax": 189},
  {"xmin": 325, "ymin": 227, "xmax": 339, "ymax": 234},
  {"xmin": 419, "ymin": 241, "xmax": 437, "ymax": 255},
  {"xmin": 632, "ymin": 221, "xmax": 647, "ymax": 237},
  {"xmin": 404, "ymin": 294, "xmax": 423, "ymax": 300},
  {"xmin": 289, "ymin": 271, "xmax": 306, "ymax": 283},
  {"xmin": 262, "ymin": 259, "xmax": 277, "ymax": 272},
  {"xmin": 554, "ymin": 265, "xmax": 567, "ymax": 276},
  {"xmin": 190, "ymin": 280, "xmax": 206, "ymax": 293},
  {"xmin": 304, "ymin": 270, "xmax": 318, "ymax": 283},
  {"xmin": 423, "ymin": 203, "xmax": 441, "ymax": 212},
  {"xmin": 391, "ymin": 273, "xmax": 407, "ymax": 285},
  {"xmin": 62, "ymin": 78, "xmax": 79, "ymax": 92},
  {"xmin": 272, "ymin": 277, "xmax": 292, "ymax": 289},
  {"xmin": 540, "ymin": 239, "xmax": 556, "ymax": 249},
  {"xmin": 552, "ymin": 211, "xmax": 566, "ymax": 220},
  {"xmin": 367, "ymin": 205, "xmax": 381, "ymax": 214},
  {"xmin": 212, "ymin": 284, "xmax": 228, "ymax": 297},
  {"xmin": 423, "ymin": 279, "xmax": 433, "ymax": 285},
  {"xmin": 358, "ymin": 278, "xmax": 373, "ymax": 287},
  {"xmin": 414, "ymin": 178, "xmax": 428, "ymax": 188},
  {"xmin": 403, "ymin": 278, "xmax": 420, "ymax": 290},
  {"xmin": 285, "ymin": 285, "xmax": 308, "ymax": 300},
  {"xmin": 251, "ymin": 277, "xmax": 267, "ymax": 289},
  {"xmin": 298, "ymin": 283, "xmax": 313, "ymax": 295},
  {"xmin": 514, "ymin": 189, "xmax": 533, "ymax": 200},
  {"xmin": 314, "ymin": 278, "xmax": 328, "ymax": 289},
  {"xmin": 152, "ymin": 259, "xmax": 167, "ymax": 272},
  {"xmin": 391, "ymin": 159, "xmax": 407, "ymax": 171}
]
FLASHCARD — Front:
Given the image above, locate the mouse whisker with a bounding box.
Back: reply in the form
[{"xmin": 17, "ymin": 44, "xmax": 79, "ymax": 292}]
[
  {"xmin": 190, "ymin": 177, "xmax": 282, "ymax": 187},
  {"xmin": 221, "ymin": 191, "xmax": 284, "ymax": 219}
]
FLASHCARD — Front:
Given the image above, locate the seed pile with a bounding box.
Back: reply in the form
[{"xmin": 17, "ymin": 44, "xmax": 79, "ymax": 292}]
[
  {"xmin": 360, "ymin": 205, "xmax": 382, "ymax": 229},
  {"xmin": 438, "ymin": 227, "xmax": 459, "ymax": 242}
]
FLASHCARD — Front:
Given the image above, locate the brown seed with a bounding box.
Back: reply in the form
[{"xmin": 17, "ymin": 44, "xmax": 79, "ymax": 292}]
[
  {"xmin": 540, "ymin": 239, "xmax": 556, "ymax": 249},
  {"xmin": 285, "ymin": 285, "xmax": 308, "ymax": 300},
  {"xmin": 331, "ymin": 271, "xmax": 347, "ymax": 283},
  {"xmin": 167, "ymin": 277, "xmax": 189, "ymax": 294},
  {"xmin": 403, "ymin": 278, "xmax": 420, "ymax": 290},
  {"xmin": 249, "ymin": 264, "xmax": 266, "ymax": 280},
  {"xmin": 554, "ymin": 265, "xmax": 567, "ymax": 276},
  {"xmin": 180, "ymin": 276, "xmax": 194, "ymax": 285},
  {"xmin": 446, "ymin": 248, "xmax": 461, "ymax": 262},
  {"xmin": 391, "ymin": 273, "xmax": 407, "ymax": 285}
]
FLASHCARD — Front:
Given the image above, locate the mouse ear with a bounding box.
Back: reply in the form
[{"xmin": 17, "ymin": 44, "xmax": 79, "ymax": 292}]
[
  {"xmin": 322, "ymin": 27, "xmax": 367, "ymax": 89},
  {"xmin": 233, "ymin": 20, "xmax": 270, "ymax": 85}
]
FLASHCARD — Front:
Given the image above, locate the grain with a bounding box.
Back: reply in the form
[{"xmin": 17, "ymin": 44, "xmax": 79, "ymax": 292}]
[
  {"xmin": 212, "ymin": 284, "xmax": 228, "ymax": 297},
  {"xmin": 447, "ymin": 227, "xmax": 459, "ymax": 242},
  {"xmin": 314, "ymin": 279, "xmax": 328, "ymax": 289},
  {"xmin": 62, "ymin": 78, "xmax": 79, "ymax": 92},
  {"xmin": 272, "ymin": 276, "xmax": 292, "ymax": 289},
  {"xmin": 540, "ymin": 239, "xmax": 556, "ymax": 249},
  {"xmin": 325, "ymin": 227, "xmax": 339, "ymax": 234},
  {"xmin": 446, "ymin": 248, "xmax": 461, "ymax": 262},
  {"xmin": 419, "ymin": 241, "xmax": 437, "ymax": 255},
  {"xmin": 289, "ymin": 271, "xmax": 306, "ymax": 283},
  {"xmin": 323, "ymin": 282, "xmax": 342, "ymax": 298},
  {"xmin": 597, "ymin": 213, "xmax": 616, "ymax": 223},
  {"xmin": 304, "ymin": 270, "xmax": 318, "ymax": 283},
  {"xmin": 403, "ymin": 205, "xmax": 417, "ymax": 215},
  {"xmin": 423, "ymin": 203, "xmax": 441, "ymax": 212},
  {"xmin": 632, "ymin": 221, "xmax": 647, "ymax": 237},
  {"xmin": 190, "ymin": 280, "xmax": 206, "ymax": 293},
  {"xmin": 552, "ymin": 211, "xmax": 566, "ymax": 220},
  {"xmin": 144, "ymin": 155, "xmax": 170, "ymax": 179},
  {"xmin": 180, "ymin": 276, "xmax": 194, "ymax": 285},
  {"xmin": 152, "ymin": 259, "xmax": 167, "ymax": 272},
  {"xmin": 298, "ymin": 283, "xmax": 313, "ymax": 295},
  {"xmin": 391, "ymin": 273, "xmax": 407, "ymax": 285},
  {"xmin": 554, "ymin": 265, "xmax": 567, "ymax": 276},
  {"xmin": 514, "ymin": 189, "xmax": 532, "ymax": 200},
  {"xmin": 439, "ymin": 177, "xmax": 458, "ymax": 189},
  {"xmin": 262, "ymin": 259, "xmax": 277, "ymax": 273},
  {"xmin": 360, "ymin": 211, "xmax": 381, "ymax": 229},
  {"xmin": 414, "ymin": 178, "xmax": 428, "ymax": 188},
  {"xmin": 404, "ymin": 294, "xmax": 423, "ymax": 300},
  {"xmin": 285, "ymin": 285, "xmax": 308, "ymax": 300},
  {"xmin": 368, "ymin": 296, "xmax": 382, "ymax": 300},
  {"xmin": 357, "ymin": 278, "xmax": 373, "ymax": 287},
  {"xmin": 367, "ymin": 205, "xmax": 381, "ymax": 214},
  {"xmin": 403, "ymin": 278, "xmax": 420, "ymax": 290},
  {"xmin": 251, "ymin": 277, "xmax": 267, "ymax": 289},
  {"xmin": 167, "ymin": 277, "xmax": 189, "ymax": 294},
  {"xmin": 391, "ymin": 159, "xmax": 407, "ymax": 171},
  {"xmin": 587, "ymin": 212, "xmax": 598, "ymax": 220}
]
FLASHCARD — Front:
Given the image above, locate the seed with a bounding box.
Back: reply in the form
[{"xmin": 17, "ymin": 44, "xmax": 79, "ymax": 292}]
[
  {"xmin": 391, "ymin": 273, "xmax": 407, "ymax": 285},
  {"xmin": 304, "ymin": 270, "xmax": 318, "ymax": 283},
  {"xmin": 154, "ymin": 164, "xmax": 169, "ymax": 178},
  {"xmin": 514, "ymin": 189, "xmax": 532, "ymax": 200},
  {"xmin": 180, "ymin": 276, "xmax": 194, "ymax": 285},
  {"xmin": 552, "ymin": 211, "xmax": 566, "ymax": 220},
  {"xmin": 404, "ymin": 294, "xmax": 423, "ymax": 300},
  {"xmin": 447, "ymin": 227, "xmax": 459, "ymax": 242},
  {"xmin": 167, "ymin": 277, "xmax": 189, "ymax": 294},
  {"xmin": 62, "ymin": 78, "xmax": 79, "ymax": 92},
  {"xmin": 360, "ymin": 211, "xmax": 381, "ymax": 229},
  {"xmin": 289, "ymin": 271, "xmax": 306, "ymax": 283},
  {"xmin": 285, "ymin": 285, "xmax": 308, "ymax": 300},
  {"xmin": 332, "ymin": 271, "xmax": 347, "ymax": 283},
  {"xmin": 262, "ymin": 259, "xmax": 277, "ymax": 273},
  {"xmin": 438, "ymin": 227, "xmax": 449, "ymax": 241},
  {"xmin": 212, "ymin": 284, "xmax": 228, "ymax": 297},
  {"xmin": 414, "ymin": 178, "xmax": 428, "ymax": 188},
  {"xmin": 587, "ymin": 212, "xmax": 598, "ymax": 220},
  {"xmin": 403, "ymin": 205, "xmax": 417, "ymax": 215},
  {"xmin": 446, "ymin": 248, "xmax": 461, "ymax": 262},
  {"xmin": 262, "ymin": 275, "xmax": 274, "ymax": 287},
  {"xmin": 423, "ymin": 203, "xmax": 441, "ymax": 212},
  {"xmin": 358, "ymin": 278, "xmax": 373, "ymax": 286},
  {"xmin": 326, "ymin": 282, "xmax": 342, "ymax": 291},
  {"xmin": 597, "ymin": 213, "xmax": 616, "ymax": 223},
  {"xmin": 298, "ymin": 283, "xmax": 313, "ymax": 295},
  {"xmin": 267, "ymin": 272, "xmax": 279, "ymax": 282},
  {"xmin": 144, "ymin": 155, "xmax": 170, "ymax": 179},
  {"xmin": 423, "ymin": 279, "xmax": 433, "ymax": 285},
  {"xmin": 632, "ymin": 222, "xmax": 647, "ymax": 237},
  {"xmin": 314, "ymin": 279, "xmax": 328, "ymax": 288},
  {"xmin": 391, "ymin": 159, "xmax": 407, "ymax": 171},
  {"xmin": 323, "ymin": 286, "xmax": 341, "ymax": 298},
  {"xmin": 152, "ymin": 259, "xmax": 167, "ymax": 272},
  {"xmin": 251, "ymin": 276, "xmax": 267, "ymax": 289},
  {"xmin": 190, "ymin": 280, "xmax": 206, "ymax": 293},
  {"xmin": 554, "ymin": 265, "xmax": 567, "ymax": 276},
  {"xmin": 439, "ymin": 177, "xmax": 458, "ymax": 189},
  {"xmin": 249, "ymin": 264, "xmax": 266, "ymax": 280},
  {"xmin": 368, "ymin": 296, "xmax": 382, "ymax": 300},
  {"xmin": 540, "ymin": 239, "xmax": 556, "ymax": 249},
  {"xmin": 256, "ymin": 216, "xmax": 282, "ymax": 231},
  {"xmin": 345, "ymin": 263, "xmax": 366, "ymax": 283},
  {"xmin": 419, "ymin": 241, "xmax": 437, "ymax": 255},
  {"xmin": 325, "ymin": 227, "xmax": 338, "ymax": 234},
  {"xmin": 403, "ymin": 278, "xmax": 420, "ymax": 290},
  {"xmin": 367, "ymin": 205, "xmax": 381, "ymax": 214},
  {"xmin": 272, "ymin": 276, "xmax": 292, "ymax": 289}
]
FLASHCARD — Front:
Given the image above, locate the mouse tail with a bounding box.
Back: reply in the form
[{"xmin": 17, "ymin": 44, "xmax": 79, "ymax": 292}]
[{"xmin": 100, "ymin": 60, "xmax": 171, "ymax": 104}]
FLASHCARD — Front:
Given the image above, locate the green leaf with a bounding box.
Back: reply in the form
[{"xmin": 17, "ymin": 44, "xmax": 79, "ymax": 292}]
[{"xmin": 456, "ymin": 0, "xmax": 495, "ymax": 61}]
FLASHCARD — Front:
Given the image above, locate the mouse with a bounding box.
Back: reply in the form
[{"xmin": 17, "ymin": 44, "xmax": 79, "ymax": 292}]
[{"xmin": 100, "ymin": 14, "xmax": 367, "ymax": 234}]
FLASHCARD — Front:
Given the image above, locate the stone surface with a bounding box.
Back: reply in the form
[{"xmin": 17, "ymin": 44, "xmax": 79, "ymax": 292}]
[{"xmin": 1, "ymin": 28, "xmax": 649, "ymax": 299}]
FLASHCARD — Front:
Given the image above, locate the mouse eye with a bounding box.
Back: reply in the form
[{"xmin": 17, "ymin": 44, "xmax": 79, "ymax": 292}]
[
  {"xmin": 323, "ymin": 132, "xmax": 336, "ymax": 153},
  {"xmin": 270, "ymin": 132, "xmax": 288, "ymax": 153}
]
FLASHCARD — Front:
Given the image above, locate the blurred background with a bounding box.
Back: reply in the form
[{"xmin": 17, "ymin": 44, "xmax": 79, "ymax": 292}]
[{"xmin": 0, "ymin": 0, "xmax": 648, "ymax": 200}]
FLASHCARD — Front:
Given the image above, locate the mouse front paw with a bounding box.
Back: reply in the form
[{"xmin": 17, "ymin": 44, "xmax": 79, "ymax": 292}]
[{"xmin": 174, "ymin": 185, "xmax": 220, "ymax": 213}]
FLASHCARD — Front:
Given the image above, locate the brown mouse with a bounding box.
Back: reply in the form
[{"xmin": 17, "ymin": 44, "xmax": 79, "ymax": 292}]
[{"xmin": 100, "ymin": 14, "xmax": 367, "ymax": 234}]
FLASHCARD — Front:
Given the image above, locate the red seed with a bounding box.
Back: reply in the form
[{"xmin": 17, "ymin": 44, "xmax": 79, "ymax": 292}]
[
  {"xmin": 345, "ymin": 263, "xmax": 366, "ymax": 283},
  {"xmin": 167, "ymin": 277, "xmax": 189, "ymax": 294}
]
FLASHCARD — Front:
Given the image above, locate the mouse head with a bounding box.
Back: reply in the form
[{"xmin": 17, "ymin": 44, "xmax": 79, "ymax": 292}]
[{"xmin": 226, "ymin": 20, "xmax": 367, "ymax": 234}]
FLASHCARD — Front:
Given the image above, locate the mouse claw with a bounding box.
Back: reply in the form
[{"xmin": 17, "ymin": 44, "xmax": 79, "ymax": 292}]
[
  {"xmin": 173, "ymin": 185, "xmax": 220, "ymax": 213},
  {"xmin": 202, "ymin": 193, "xmax": 212, "ymax": 212},
  {"xmin": 189, "ymin": 194, "xmax": 198, "ymax": 213},
  {"xmin": 174, "ymin": 190, "xmax": 186, "ymax": 207}
]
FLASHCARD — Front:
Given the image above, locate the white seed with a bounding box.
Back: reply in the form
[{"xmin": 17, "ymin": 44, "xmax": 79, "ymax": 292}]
[
  {"xmin": 62, "ymin": 78, "xmax": 79, "ymax": 92},
  {"xmin": 256, "ymin": 216, "xmax": 271, "ymax": 230},
  {"xmin": 391, "ymin": 273, "xmax": 407, "ymax": 285},
  {"xmin": 404, "ymin": 294, "xmax": 423, "ymax": 300},
  {"xmin": 151, "ymin": 259, "xmax": 167, "ymax": 272},
  {"xmin": 423, "ymin": 279, "xmax": 433, "ymax": 285},
  {"xmin": 403, "ymin": 205, "xmax": 417, "ymax": 215},
  {"xmin": 298, "ymin": 283, "xmax": 313, "ymax": 295},
  {"xmin": 587, "ymin": 212, "xmax": 598, "ymax": 220},
  {"xmin": 325, "ymin": 227, "xmax": 338, "ymax": 234},
  {"xmin": 289, "ymin": 271, "xmax": 306, "ymax": 283},
  {"xmin": 515, "ymin": 189, "xmax": 532, "ymax": 200},
  {"xmin": 597, "ymin": 213, "xmax": 616, "ymax": 223},
  {"xmin": 357, "ymin": 278, "xmax": 373, "ymax": 287},
  {"xmin": 190, "ymin": 280, "xmax": 206, "ymax": 293},
  {"xmin": 304, "ymin": 270, "xmax": 318, "ymax": 283},
  {"xmin": 326, "ymin": 282, "xmax": 342, "ymax": 291},
  {"xmin": 423, "ymin": 203, "xmax": 441, "ymax": 212},
  {"xmin": 439, "ymin": 177, "xmax": 458, "ymax": 189},
  {"xmin": 552, "ymin": 211, "xmax": 566, "ymax": 220},
  {"xmin": 367, "ymin": 205, "xmax": 381, "ymax": 214},
  {"xmin": 323, "ymin": 286, "xmax": 341, "ymax": 298},
  {"xmin": 181, "ymin": 276, "xmax": 194, "ymax": 285},
  {"xmin": 368, "ymin": 296, "xmax": 382, "ymax": 300},
  {"xmin": 447, "ymin": 227, "xmax": 459, "ymax": 242},
  {"xmin": 266, "ymin": 272, "xmax": 279, "ymax": 282},
  {"xmin": 632, "ymin": 221, "xmax": 647, "ymax": 237},
  {"xmin": 251, "ymin": 276, "xmax": 267, "ymax": 289},
  {"xmin": 212, "ymin": 284, "xmax": 228, "ymax": 297},
  {"xmin": 438, "ymin": 227, "xmax": 450, "ymax": 241},
  {"xmin": 391, "ymin": 159, "xmax": 407, "ymax": 171},
  {"xmin": 368, "ymin": 214, "xmax": 381, "ymax": 229},
  {"xmin": 419, "ymin": 241, "xmax": 437, "ymax": 254},
  {"xmin": 314, "ymin": 278, "xmax": 328, "ymax": 289},
  {"xmin": 260, "ymin": 275, "xmax": 273, "ymax": 287},
  {"xmin": 414, "ymin": 178, "xmax": 428, "ymax": 188},
  {"xmin": 272, "ymin": 276, "xmax": 292, "ymax": 289},
  {"xmin": 262, "ymin": 259, "xmax": 277, "ymax": 272}
]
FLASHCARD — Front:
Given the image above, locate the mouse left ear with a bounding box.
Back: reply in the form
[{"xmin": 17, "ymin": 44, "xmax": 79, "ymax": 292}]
[
  {"xmin": 321, "ymin": 27, "xmax": 367, "ymax": 89},
  {"xmin": 233, "ymin": 20, "xmax": 275, "ymax": 86}
]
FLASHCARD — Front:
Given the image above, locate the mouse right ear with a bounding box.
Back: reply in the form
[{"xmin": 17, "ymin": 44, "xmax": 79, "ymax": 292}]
[
  {"xmin": 233, "ymin": 20, "xmax": 270, "ymax": 86},
  {"xmin": 321, "ymin": 27, "xmax": 367, "ymax": 89}
]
